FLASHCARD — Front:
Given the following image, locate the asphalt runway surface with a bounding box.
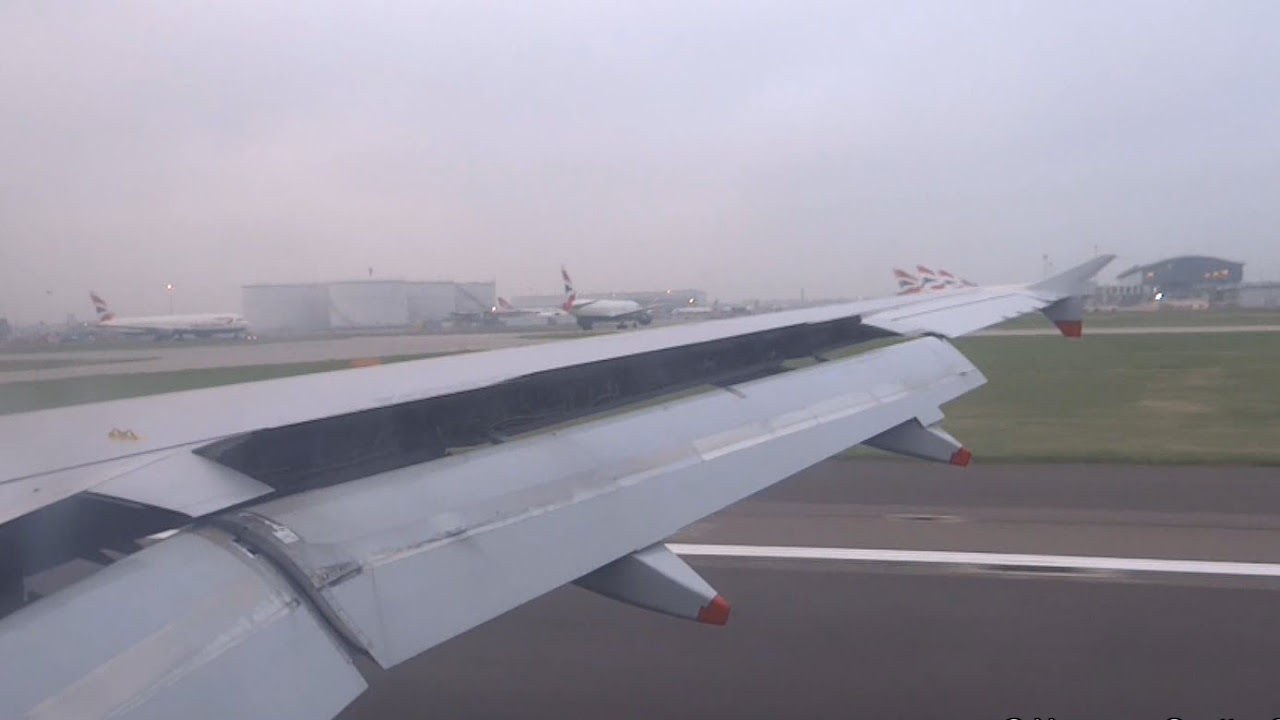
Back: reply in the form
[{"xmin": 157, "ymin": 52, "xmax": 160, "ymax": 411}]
[
  {"xmin": 0, "ymin": 332, "xmax": 548, "ymax": 383},
  {"xmin": 337, "ymin": 459, "xmax": 1280, "ymax": 720}
]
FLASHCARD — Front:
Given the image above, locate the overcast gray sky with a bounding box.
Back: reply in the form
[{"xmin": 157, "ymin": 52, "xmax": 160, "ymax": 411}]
[{"xmin": 3, "ymin": 0, "xmax": 1279, "ymax": 321}]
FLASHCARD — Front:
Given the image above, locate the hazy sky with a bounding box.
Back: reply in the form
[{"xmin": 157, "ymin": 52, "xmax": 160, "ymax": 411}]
[{"xmin": 4, "ymin": 1, "xmax": 1280, "ymax": 321}]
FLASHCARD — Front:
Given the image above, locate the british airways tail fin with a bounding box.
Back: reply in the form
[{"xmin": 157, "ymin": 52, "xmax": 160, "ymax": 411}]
[
  {"xmin": 893, "ymin": 269, "xmax": 920, "ymax": 295},
  {"xmin": 937, "ymin": 268, "xmax": 977, "ymax": 288},
  {"xmin": 895, "ymin": 266, "xmax": 978, "ymax": 294},
  {"xmin": 89, "ymin": 291, "xmax": 115, "ymax": 321},
  {"xmin": 560, "ymin": 265, "xmax": 577, "ymax": 311}
]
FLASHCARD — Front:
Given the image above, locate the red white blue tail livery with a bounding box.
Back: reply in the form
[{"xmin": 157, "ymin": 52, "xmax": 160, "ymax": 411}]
[
  {"xmin": 894, "ymin": 266, "xmax": 977, "ymax": 295},
  {"xmin": 560, "ymin": 265, "xmax": 655, "ymax": 330}
]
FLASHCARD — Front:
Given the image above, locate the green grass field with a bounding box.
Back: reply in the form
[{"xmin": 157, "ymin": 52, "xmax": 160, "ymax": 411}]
[
  {"xmin": 996, "ymin": 308, "xmax": 1280, "ymax": 330},
  {"xmin": 846, "ymin": 332, "xmax": 1280, "ymax": 465}
]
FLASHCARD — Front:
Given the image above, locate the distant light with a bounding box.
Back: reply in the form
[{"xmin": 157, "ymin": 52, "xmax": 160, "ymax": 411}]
[{"xmin": 165, "ymin": 283, "xmax": 174, "ymax": 291}]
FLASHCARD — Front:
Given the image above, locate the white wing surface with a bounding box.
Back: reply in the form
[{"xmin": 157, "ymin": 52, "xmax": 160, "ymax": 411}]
[{"xmin": 2, "ymin": 337, "xmax": 981, "ymax": 718}]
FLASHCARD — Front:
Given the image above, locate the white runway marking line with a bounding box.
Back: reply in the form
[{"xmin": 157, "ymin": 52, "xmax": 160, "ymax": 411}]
[{"xmin": 667, "ymin": 544, "xmax": 1280, "ymax": 578}]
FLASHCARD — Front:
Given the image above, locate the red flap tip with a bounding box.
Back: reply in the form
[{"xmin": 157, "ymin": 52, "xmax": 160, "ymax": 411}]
[
  {"xmin": 949, "ymin": 448, "xmax": 973, "ymax": 467},
  {"xmin": 1054, "ymin": 320, "xmax": 1083, "ymax": 338},
  {"xmin": 697, "ymin": 595, "xmax": 731, "ymax": 626}
]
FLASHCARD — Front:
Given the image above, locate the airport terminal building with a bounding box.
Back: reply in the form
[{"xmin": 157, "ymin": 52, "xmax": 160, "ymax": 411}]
[
  {"xmin": 242, "ymin": 279, "xmax": 496, "ymax": 333},
  {"xmin": 1093, "ymin": 255, "xmax": 1247, "ymax": 308},
  {"xmin": 1115, "ymin": 256, "xmax": 1243, "ymax": 298}
]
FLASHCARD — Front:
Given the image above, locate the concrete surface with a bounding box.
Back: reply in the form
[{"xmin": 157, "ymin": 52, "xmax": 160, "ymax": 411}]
[
  {"xmin": 6, "ymin": 323, "xmax": 1279, "ymax": 383},
  {"xmin": 335, "ymin": 460, "xmax": 1280, "ymax": 719}
]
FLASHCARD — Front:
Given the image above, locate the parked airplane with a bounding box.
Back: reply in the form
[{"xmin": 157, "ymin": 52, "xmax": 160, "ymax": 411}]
[
  {"xmin": 493, "ymin": 296, "xmax": 567, "ymax": 320},
  {"xmin": 894, "ymin": 268, "xmax": 924, "ymax": 294},
  {"xmin": 90, "ymin": 291, "xmax": 250, "ymax": 339},
  {"xmin": 560, "ymin": 266, "xmax": 655, "ymax": 330},
  {"xmin": 937, "ymin": 268, "xmax": 976, "ymax": 288},
  {"xmin": 2, "ymin": 256, "xmax": 1115, "ymax": 718},
  {"xmin": 893, "ymin": 266, "xmax": 977, "ymax": 295}
]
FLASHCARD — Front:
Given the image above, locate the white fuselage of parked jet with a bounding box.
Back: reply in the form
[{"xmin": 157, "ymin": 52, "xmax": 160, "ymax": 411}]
[
  {"xmin": 558, "ymin": 266, "xmax": 655, "ymax": 330},
  {"xmin": 492, "ymin": 298, "xmax": 567, "ymax": 319},
  {"xmin": 98, "ymin": 313, "xmax": 251, "ymax": 337},
  {"xmin": 90, "ymin": 291, "xmax": 250, "ymax": 339},
  {"xmin": 567, "ymin": 298, "xmax": 645, "ymax": 319}
]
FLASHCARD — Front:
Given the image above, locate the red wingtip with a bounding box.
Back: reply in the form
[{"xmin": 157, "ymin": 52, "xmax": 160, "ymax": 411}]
[
  {"xmin": 696, "ymin": 595, "xmax": 732, "ymax": 626},
  {"xmin": 949, "ymin": 447, "xmax": 973, "ymax": 467},
  {"xmin": 1054, "ymin": 320, "xmax": 1083, "ymax": 338}
]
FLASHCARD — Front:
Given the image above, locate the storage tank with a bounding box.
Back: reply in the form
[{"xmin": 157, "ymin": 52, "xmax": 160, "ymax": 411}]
[
  {"xmin": 327, "ymin": 281, "xmax": 409, "ymax": 329},
  {"xmin": 454, "ymin": 282, "xmax": 496, "ymax": 315},
  {"xmin": 405, "ymin": 282, "xmax": 457, "ymax": 324},
  {"xmin": 242, "ymin": 284, "xmax": 330, "ymax": 333}
]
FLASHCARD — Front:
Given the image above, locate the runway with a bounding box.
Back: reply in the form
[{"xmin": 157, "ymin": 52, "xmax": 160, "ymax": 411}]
[
  {"xmin": 6, "ymin": 323, "xmax": 1280, "ymax": 385},
  {"xmin": 337, "ymin": 460, "xmax": 1280, "ymax": 719},
  {"xmin": 0, "ymin": 333, "xmax": 548, "ymax": 383}
]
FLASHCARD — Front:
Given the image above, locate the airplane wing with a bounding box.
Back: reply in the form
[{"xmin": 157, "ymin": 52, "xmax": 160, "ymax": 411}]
[
  {"xmin": 859, "ymin": 254, "xmax": 1111, "ymax": 338},
  {"xmin": 0, "ymin": 255, "xmax": 1112, "ymax": 719}
]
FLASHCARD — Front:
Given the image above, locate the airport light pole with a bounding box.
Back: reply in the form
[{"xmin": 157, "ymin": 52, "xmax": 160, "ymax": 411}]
[{"xmin": 166, "ymin": 283, "xmax": 174, "ymax": 313}]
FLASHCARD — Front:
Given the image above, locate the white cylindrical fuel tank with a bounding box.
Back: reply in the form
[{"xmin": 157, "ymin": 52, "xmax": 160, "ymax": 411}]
[
  {"xmin": 241, "ymin": 284, "xmax": 331, "ymax": 333},
  {"xmin": 405, "ymin": 282, "xmax": 456, "ymax": 324},
  {"xmin": 327, "ymin": 281, "xmax": 409, "ymax": 329},
  {"xmin": 454, "ymin": 282, "xmax": 496, "ymax": 315}
]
